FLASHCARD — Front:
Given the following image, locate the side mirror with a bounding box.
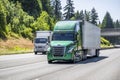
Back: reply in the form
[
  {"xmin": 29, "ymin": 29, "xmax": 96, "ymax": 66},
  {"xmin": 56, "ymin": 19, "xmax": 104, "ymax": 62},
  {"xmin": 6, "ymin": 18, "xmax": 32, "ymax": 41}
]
[
  {"xmin": 32, "ymin": 40, "xmax": 33, "ymax": 43},
  {"xmin": 48, "ymin": 36, "xmax": 51, "ymax": 43},
  {"xmin": 74, "ymin": 33, "xmax": 77, "ymax": 41},
  {"xmin": 46, "ymin": 42, "xmax": 49, "ymax": 45},
  {"xmin": 74, "ymin": 40, "xmax": 78, "ymax": 43}
]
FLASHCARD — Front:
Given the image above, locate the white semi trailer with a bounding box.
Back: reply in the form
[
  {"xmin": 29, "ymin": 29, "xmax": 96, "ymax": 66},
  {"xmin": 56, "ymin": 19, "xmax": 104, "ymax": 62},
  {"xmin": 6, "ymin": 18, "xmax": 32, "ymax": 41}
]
[
  {"xmin": 82, "ymin": 21, "xmax": 101, "ymax": 57},
  {"xmin": 34, "ymin": 31, "xmax": 52, "ymax": 54}
]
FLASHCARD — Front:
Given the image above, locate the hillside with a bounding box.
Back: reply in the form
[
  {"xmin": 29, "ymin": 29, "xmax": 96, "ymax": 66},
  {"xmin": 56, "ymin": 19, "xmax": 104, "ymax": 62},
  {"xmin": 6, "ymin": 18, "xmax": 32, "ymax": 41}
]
[{"xmin": 0, "ymin": 38, "xmax": 33, "ymax": 55}]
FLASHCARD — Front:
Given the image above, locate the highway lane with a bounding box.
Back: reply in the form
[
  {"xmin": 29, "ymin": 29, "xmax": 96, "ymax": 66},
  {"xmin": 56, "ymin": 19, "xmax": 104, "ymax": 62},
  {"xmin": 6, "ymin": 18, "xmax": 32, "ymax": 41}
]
[{"xmin": 0, "ymin": 49, "xmax": 120, "ymax": 80}]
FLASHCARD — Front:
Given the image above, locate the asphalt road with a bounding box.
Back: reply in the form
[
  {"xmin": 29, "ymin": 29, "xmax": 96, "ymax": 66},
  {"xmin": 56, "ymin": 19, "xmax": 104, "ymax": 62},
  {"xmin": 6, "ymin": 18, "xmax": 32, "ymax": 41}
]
[{"xmin": 0, "ymin": 49, "xmax": 120, "ymax": 80}]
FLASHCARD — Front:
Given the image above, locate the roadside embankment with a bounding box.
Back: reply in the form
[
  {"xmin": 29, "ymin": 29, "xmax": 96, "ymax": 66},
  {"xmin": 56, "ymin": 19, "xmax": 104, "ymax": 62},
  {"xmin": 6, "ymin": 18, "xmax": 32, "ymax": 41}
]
[{"xmin": 0, "ymin": 38, "xmax": 33, "ymax": 55}]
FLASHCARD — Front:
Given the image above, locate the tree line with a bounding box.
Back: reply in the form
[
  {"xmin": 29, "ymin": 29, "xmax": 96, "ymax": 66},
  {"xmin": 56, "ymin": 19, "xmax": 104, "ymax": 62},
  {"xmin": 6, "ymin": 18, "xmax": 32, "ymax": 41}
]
[{"xmin": 0, "ymin": 0, "xmax": 120, "ymax": 40}]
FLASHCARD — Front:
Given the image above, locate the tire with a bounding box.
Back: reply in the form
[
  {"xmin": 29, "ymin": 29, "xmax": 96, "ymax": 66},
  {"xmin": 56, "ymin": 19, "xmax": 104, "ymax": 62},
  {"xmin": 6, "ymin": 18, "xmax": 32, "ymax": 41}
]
[
  {"xmin": 70, "ymin": 54, "xmax": 76, "ymax": 63},
  {"xmin": 48, "ymin": 60, "xmax": 52, "ymax": 64},
  {"xmin": 34, "ymin": 52, "xmax": 37, "ymax": 55},
  {"xmin": 95, "ymin": 49, "xmax": 99, "ymax": 57},
  {"xmin": 42, "ymin": 52, "xmax": 46, "ymax": 54},
  {"xmin": 81, "ymin": 50, "xmax": 87, "ymax": 61},
  {"xmin": 75, "ymin": 51, "xmax": 81, "ymax": 62}
]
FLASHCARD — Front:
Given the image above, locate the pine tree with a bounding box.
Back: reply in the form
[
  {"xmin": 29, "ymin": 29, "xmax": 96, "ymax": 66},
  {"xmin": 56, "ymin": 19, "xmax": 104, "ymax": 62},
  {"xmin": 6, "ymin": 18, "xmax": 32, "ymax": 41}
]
[
  {"xmin": 102, "ymin": 12, "xmax": 114, "ymax": 28},
  {"xmin": 41, "ymin": 0, "xmax": 53, "ymax": 16},
  {"xmin": 52, "ymin": 0, "xmax": 62, "ymax": 20},
  {"xmin": 90, "ymin": 8, "xmax": 98, "ymax": 25},
  {"xmin": 79, "ymin": 10, "xmax": 84, "ymax": 20},
  {"xmin": 84, "ymin": 10, "xmax": 90, "ymax": 21},
  {"xmin": 63, "ymin": 0, "xmax": 75, "ymax": 20},
  {"xmin": 75, "ymin": 11, "xmax": 80, "ymax": 20},
  {"xmin": 114, "ymin": 20, "xmax": 120, "ymax": 28}
]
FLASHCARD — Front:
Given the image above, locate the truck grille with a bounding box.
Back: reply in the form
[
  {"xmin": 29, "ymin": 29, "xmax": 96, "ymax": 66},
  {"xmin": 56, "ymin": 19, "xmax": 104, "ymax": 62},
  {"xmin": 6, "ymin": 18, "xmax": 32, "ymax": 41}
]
[{"xmin": 52, "ymin": 46, "xmax": 65, "ymax": 57}]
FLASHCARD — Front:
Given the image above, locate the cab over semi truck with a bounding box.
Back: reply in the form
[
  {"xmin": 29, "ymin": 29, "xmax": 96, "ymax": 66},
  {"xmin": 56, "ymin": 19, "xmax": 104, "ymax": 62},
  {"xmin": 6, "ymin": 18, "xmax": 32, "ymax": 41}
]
[
  {"xmin": 34, "ymin": 31, "xmax": 52, "ymax": 54},
  {"xmin": 47, "ymin": 20, "xmax": 100, "ymax": 63}
]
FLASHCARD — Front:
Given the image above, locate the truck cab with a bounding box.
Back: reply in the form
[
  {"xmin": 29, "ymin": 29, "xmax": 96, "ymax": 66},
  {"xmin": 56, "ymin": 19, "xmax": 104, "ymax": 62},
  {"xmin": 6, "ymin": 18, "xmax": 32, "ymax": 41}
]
[
  {"xmin": 34, "ymin": 37, "xmax": 49, "ymax": 54},
  {"xmin": 34, "ymin": 31, "xmax": 51, "ymax": 54}
]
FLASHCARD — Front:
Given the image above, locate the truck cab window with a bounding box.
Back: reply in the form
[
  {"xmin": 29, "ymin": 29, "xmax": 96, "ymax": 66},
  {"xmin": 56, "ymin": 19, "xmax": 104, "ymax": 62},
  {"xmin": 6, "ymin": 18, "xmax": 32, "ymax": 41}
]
[
  {"xmin": 35, "ymin": 38, "xmax": 47, "ymax": 43},
  {"xmin": 52, "ymin": 32, "xmax": 74, "ymax": 41}
]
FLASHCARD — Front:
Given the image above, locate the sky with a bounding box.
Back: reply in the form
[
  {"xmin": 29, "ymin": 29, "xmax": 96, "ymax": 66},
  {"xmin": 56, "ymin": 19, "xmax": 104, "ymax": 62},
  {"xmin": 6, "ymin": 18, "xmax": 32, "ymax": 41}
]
[{"xmin": 61, "ymin": 0, "xmax": 120, "ymax": 22}]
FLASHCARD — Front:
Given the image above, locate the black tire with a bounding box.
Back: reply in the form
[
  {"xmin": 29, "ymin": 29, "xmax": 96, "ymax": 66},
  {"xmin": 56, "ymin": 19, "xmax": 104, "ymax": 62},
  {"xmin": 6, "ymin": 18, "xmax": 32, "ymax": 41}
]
[
  {"xmin": 81, "ymin": 50, "xmax": 87, "ymax": 61},
  {"xmin": 48, "ymin": 60, "xmax": 52, "ymax": 64},
  {"xmin": 70, "ymin": 59, "xmax": 75, "ymax": 63},
  {"xmin": 75, "ymin": 52, "xmax": 81, "ymax": 62},
  {"xmin": 70, "ymin": 54, "xmax": 76, "ymax": 63},
  {"xmin": 95, "ymin": 49, "xmax": 99, "ymax": 57},
  {"xmin": 42, "ymin": 52, "xmax": 46, "ymax": 54},
  {"xmin": 34, "ymin": 52, "xmax": 37, "ymax": 55}
]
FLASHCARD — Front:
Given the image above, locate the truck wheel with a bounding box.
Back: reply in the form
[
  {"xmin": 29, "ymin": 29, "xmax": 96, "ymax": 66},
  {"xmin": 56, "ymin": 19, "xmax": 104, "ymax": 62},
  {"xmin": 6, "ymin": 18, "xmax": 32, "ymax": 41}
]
[
  {"xmin": 81, "ymin": 50, "xmax": 87, "ymax": 61},
  {"xmin": 42, "ymin": 52, "xmax": 46, "ymax": 54},
  {"xmin": 75, "ymin": 51, "xmax": 81, "ymax": 62},
  {"xmin": 35, "ymin": 52, "xmax": 37, "ymax": 55},
  {"xmin": 70, "ymin": 54, "xmax": 76, "ymax": 63},
  {"xmin": 95, "ymin": 49, "xmax": 99, "ymax": 57},
  {"xmin": 48, "ymin": 60, "xmax": 52, "ymax": 64},
  {"xmin": 81, "ymin": 54, "xmax": 87, "ymax": 61}
]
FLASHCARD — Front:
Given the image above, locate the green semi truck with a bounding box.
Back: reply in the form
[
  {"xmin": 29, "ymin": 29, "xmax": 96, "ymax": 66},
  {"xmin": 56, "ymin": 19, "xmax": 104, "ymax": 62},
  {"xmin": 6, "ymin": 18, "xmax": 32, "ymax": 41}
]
[{"xmin": 47, "ymin": 20, "xmax": 100, "ymax": 63}]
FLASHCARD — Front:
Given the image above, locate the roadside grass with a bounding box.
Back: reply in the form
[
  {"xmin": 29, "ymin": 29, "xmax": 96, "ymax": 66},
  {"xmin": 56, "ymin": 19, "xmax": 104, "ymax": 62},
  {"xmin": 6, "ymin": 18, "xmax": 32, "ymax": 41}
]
[
  {"xmin": 0, "ymin": 38, "xmax": 33, "ymax": 55},
  {"xmin": 101, "ymin": 44, "xmax": 113, "ymax": 48}
]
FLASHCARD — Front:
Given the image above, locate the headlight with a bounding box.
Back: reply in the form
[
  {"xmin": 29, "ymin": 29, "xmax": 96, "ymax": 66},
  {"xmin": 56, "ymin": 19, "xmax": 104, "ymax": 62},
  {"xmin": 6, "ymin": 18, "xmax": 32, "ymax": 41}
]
[
  {"xmin": 67, "ymin": 48, "xmax": 74, "ymax": 53},
  {"xmin": 47, "ymin": 47, "xmax": 51, "ymax": 52}
]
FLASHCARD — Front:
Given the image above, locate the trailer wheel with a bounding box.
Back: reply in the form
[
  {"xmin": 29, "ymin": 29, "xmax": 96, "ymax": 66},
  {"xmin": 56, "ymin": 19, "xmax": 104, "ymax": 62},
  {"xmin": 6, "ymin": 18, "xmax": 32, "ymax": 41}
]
[
  {"xmin": 81, "ymin": 54, "xmax": 87, "ymax": 61},
  {"xmin": 95, "ymin": 49, "xmax": 99, "ymax": 57},
  {"xmin": 34, "ymin": 52, "xmax": 37, "ymax": 55},
  {"xmin": 48, "ymin": 60, "xmax": 52, "ymax": 64}
]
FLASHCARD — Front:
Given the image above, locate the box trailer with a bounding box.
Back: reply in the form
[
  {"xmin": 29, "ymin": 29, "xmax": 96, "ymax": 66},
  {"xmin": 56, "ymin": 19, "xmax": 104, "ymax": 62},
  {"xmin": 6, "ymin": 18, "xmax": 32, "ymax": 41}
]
[
  {"xmin": 47, "ymin": 20, "xmax": 100, "ymax": 63},
  {"xmin": 34, "ymin": 31, "xmax": 52, "ymax": 54}
]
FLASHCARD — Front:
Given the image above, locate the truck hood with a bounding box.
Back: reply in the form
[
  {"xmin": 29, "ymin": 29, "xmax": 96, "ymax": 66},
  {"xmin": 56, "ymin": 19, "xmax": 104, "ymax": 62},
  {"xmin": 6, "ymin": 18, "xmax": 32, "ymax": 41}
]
[{"xmin": 50, "ymin": 41, "xmax": 73, "ymax": 47}]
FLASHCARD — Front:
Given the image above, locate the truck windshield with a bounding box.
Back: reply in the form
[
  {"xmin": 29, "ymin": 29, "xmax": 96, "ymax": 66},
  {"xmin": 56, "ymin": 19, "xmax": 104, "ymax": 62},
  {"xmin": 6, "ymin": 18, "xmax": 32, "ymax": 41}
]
[
  {"xmin": 52, "ymin": 32, "xmax": 74, "ymax": 41},
  {"xmin": 35, "ymin": 38, "xmax": 47, "ymax": 43}
]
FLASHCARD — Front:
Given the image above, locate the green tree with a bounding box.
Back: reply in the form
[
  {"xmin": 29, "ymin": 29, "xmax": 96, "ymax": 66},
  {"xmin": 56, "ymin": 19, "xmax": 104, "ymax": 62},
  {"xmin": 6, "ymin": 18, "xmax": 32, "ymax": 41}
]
[
  {"xmin": 74, "ymin": 11, "xmax": 80, "ymax": 20},
  {"xmin": 0, "ymin": 1, "xmax": 7, "ymax": 39},
  {"xmin": 52, "ymin": 0, "xmax": 62, "ymax": 20},
  {"xmin": 31, "ymin": 11, "xmax": 54, "ymax": 32},
  {"xmin": 10, "ymin": 0, "xmax": 42, "ymax": 18},
  {"xmin": 79, "ymin": 10, "xmax": 84, "ymax": 20},
  {"xmin": 63, "ymin": 0, "xmax": 75, "ymax": 20},
  {"xmin": 41, "ymin": 0, "xmax": 53, "ymax": 16},
  {"xmin": 0, "ymin": 0, "xmax": 56, "ymax": 40},
  {"xmin": 114, "ymin": 20, "xmax": 120, "ymax": 28},
  {"xmin": 102, "ymin": 12, "xmax": 114, "ymax": 28},
  {"xmin": 84, "ymin": 10, "xmax": 90, "ymax": 21},
  {"xmin": 74, "ymin": 10, "xmax": 84, "ymax": 20},
  {"xmin": 10, "ymin": 0, "xmax": 54, "ymax": 18},
  {"xmin": 1, "ymin": 0, "xmax": 34, "ymax": 39},
  {"xmin": 90, "ymin": 8, "xmax": 98, "ymax": 25}
]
